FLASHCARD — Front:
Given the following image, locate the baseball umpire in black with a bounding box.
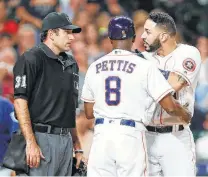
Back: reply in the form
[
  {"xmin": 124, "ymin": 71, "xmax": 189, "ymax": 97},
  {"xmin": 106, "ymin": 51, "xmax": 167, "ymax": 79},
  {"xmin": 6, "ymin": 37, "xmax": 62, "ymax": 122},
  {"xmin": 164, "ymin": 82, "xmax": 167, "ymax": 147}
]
[{"xmin": 13, "ymin": 12, "xmax": 85, "ymax": 176}]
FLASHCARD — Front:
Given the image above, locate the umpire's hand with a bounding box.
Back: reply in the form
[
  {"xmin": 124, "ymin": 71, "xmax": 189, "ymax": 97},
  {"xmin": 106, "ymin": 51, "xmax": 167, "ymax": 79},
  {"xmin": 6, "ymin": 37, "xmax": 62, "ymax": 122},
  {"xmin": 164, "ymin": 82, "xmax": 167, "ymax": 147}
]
[
  {"xmin": 26, "ymin": 141, "xmax": 45, "ymax": 168},
  {"xmin": 75, "ymin": 152, "xmax": 87, "ymax": 169}
]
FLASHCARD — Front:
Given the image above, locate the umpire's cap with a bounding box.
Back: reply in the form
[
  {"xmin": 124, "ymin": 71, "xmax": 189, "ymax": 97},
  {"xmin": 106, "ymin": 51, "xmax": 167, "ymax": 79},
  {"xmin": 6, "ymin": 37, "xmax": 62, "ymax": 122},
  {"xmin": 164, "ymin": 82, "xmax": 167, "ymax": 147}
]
[
  {"xmin": 41, "ymin": 12, "xmax": 81, "ymax": 33},
  {"xmin": 108, "ymin": 16, "xmax": 135, "ymax": 40}
]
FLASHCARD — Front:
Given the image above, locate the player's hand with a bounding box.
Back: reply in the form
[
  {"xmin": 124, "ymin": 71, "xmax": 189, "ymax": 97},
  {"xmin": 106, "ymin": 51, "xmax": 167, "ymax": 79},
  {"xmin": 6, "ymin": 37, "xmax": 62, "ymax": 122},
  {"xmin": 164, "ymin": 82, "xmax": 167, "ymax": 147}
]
[
  {"xmin": 26, "ymin": 141, "xmax": 45, "ymax": 168},
  {"xmin": 180, "ymin": 112, "xmax": 191, "ymax": 124},
  {"xmin": 179, "ymin": 102, "xmax": 191, "ymax": 124},
  {"xmin": 75, "ymin": 152, "xmax": 87, "ymax": 169}
]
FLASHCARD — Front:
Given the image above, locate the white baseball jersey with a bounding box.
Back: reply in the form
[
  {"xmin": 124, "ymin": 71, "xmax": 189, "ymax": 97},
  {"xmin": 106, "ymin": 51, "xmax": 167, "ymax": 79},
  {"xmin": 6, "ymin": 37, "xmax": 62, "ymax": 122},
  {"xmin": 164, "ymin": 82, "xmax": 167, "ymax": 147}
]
[
  {"xmin": 81, "ymin": 49, "xmax": 174, "ymax": 125},
  {"xmin": 142, "ymin": 44, "xmax": 201, "ymax": 125}
]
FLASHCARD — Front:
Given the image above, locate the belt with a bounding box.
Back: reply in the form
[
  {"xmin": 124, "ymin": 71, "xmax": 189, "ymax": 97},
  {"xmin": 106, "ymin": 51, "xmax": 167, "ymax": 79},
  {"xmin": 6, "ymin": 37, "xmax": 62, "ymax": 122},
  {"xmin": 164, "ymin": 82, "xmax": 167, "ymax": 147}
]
[
  {"xmin": 146, "ymin": 125, "xmax": 184, "ymax": 133},
  {"xmin": 33, "ymin": 124, "xmax": 70, "ymax": 135},
  {"xmin": 95, "ymin": 118, "xmax": 136, "ymax": 128}
]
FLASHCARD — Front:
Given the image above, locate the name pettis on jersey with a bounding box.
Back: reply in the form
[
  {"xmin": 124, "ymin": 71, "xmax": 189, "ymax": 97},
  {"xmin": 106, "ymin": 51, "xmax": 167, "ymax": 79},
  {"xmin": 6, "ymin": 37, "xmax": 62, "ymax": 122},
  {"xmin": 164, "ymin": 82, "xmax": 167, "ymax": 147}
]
[{"xmin": 96, "ymin": 60, "xmax": 136, "ymax": 74}]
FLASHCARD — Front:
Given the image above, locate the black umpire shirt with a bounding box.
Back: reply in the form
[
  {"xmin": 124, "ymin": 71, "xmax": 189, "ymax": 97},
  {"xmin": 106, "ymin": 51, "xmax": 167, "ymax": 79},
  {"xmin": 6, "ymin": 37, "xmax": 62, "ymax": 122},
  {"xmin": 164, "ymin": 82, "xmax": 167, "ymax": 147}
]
[{"xmin": 13, "ymin": 43, "xmax": 79, "ymax": 128}]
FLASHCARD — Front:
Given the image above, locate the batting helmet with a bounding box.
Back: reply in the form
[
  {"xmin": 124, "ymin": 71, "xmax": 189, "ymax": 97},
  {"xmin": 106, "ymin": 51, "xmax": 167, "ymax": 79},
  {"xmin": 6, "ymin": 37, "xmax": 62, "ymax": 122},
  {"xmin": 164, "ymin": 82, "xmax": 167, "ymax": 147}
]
[{"xmin": 108, "ymin": 16, "xmax": 136, "ymax": 40}]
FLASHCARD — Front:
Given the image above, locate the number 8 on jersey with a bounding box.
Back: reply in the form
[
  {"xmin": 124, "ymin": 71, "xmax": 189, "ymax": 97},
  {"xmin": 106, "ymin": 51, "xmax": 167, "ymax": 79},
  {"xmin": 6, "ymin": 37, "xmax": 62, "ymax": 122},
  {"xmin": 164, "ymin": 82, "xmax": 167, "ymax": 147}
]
[{"xmin": 105, "ymin": 76, "xmax": 121, "ymax": 106}]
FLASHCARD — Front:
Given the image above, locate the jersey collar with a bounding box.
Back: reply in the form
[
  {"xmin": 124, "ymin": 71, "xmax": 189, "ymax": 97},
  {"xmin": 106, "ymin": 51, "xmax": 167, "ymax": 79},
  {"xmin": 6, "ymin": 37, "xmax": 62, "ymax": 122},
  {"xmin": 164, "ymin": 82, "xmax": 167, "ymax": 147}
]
[
  {"xmin": 154, "ymin": 44, "xmax": 181, "ymax": 59},
  {"xmin": 39, "ymin": 43, "xmax": 76, "ymax": 65},
  {"xmin": 111, "ymin": 49, "xmax": 133, "ymax": 55},
  {"xmin": 39, "ymin": 43, "xmax": 58, "ymax": 59}
]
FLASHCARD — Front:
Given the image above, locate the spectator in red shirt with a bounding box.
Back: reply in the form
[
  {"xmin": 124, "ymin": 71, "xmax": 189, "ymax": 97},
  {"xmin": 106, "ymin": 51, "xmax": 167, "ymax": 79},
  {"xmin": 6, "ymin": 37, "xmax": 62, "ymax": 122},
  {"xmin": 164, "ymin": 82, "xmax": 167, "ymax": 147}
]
[
  {"xmin": 0, "ymin": 0, "xmax": 19, "ymax": 42},
  {"xmin": 0, "ymin": 47, "xmax": 16, "ymax": 102}
]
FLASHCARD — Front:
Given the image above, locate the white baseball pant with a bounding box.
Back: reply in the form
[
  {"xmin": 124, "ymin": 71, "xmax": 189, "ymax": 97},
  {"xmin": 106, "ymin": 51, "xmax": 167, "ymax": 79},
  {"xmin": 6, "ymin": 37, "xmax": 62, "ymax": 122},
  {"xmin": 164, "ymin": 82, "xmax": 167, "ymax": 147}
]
[
  {"xmin": 145, "ymin": 125, "xmax": 196, "ymax": 176},
  {"xmin": 87, "ymin": 118, "xmax": 148, "ymax": 177}
]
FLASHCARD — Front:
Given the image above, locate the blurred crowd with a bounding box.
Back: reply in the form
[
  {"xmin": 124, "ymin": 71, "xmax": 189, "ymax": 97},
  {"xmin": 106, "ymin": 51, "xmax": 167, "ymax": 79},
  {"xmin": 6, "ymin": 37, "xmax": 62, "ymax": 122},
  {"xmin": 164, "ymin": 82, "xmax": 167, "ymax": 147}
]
[{"xmin": 0, "ymin": 0, "xmax": 208, "ymax": 175}]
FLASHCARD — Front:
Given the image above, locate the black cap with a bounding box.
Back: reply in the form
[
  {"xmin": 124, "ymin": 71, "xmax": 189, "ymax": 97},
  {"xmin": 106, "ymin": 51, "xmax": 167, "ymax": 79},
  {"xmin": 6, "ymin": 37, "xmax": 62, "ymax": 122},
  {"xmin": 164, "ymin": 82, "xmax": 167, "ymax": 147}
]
[{"xmin": 42, "ymin": 12, "xmax": 81, "ymax": 33}]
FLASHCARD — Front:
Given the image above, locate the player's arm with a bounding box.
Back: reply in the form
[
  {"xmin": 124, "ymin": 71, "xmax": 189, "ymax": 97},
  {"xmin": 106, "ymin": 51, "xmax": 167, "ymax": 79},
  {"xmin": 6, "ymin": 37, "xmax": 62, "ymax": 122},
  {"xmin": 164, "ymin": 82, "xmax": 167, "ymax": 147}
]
[
  {"xmin": 147, "ymin": 64, "xmax": 191, "ymax": 124},
  {"xmin": 159, "ymin": 94, "xmax": 191, "ymax": 124},
  {"xmin": 81, "ymin": 65, "xmax": 95, "ymax": 119},
  {"xmin": 167, "ymin": 72, "xmax": 188, "ymax": 91},
  {"xmin": 168, "ymin": 48, "xmax": 201, "ymax": 92},
  {"xmin": 84, "ymin": 102, "xmax": 95, "ymax": 119},
  {"xmin": 159, "ymin": 69, "xmax": 188, "ymax": 92}
]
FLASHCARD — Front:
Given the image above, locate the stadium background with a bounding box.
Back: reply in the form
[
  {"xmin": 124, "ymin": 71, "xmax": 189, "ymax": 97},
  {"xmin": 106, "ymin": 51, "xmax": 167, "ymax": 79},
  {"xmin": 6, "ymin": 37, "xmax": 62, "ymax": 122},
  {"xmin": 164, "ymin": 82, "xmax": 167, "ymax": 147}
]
[{"xmin": 0, "ymin": 0, "xmax": 208, "ymax": 175}]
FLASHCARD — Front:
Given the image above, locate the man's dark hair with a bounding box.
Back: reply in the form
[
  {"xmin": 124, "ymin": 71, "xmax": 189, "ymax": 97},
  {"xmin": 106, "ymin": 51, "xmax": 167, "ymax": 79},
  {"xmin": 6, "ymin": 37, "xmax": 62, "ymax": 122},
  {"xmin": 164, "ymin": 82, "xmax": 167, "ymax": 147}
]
[
  {"xmin": 40, "ymin": 31, "xmax": 48, "ymax": 42},
  {"xmin": 40, "ymin": 29, "xmax": 59, "ymax": 42},
  {"xmin": 149, "ymin": 12, "xmax": 177, "ymax": 36}
]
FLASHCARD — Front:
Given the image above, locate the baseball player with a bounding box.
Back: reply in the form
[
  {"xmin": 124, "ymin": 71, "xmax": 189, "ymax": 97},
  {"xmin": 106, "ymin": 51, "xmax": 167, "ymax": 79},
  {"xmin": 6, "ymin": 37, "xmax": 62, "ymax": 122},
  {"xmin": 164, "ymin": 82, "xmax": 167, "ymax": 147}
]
[
  {"xmin": 81, "ymin": 16, "xmax": 191, "ymax": 177},
  {"xmin": 141, "ymin": 12, "xmax": 202, "ymax": 176}
]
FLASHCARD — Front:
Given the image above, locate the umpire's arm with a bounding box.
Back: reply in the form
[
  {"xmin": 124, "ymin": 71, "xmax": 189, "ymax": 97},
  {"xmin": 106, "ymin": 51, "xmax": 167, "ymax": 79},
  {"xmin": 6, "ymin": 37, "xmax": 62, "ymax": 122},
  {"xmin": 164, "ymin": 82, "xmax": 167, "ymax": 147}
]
[
  {"xmin": 13, "ymin": 52, "xmax": 44, "ymax": 168},
  {"xmin": 13, "ymin": 53, "xmax": 36, "ymax": 143},
  {"xmin": 81, "ymin": 65, "xmax": 95, "ymax": 119}
]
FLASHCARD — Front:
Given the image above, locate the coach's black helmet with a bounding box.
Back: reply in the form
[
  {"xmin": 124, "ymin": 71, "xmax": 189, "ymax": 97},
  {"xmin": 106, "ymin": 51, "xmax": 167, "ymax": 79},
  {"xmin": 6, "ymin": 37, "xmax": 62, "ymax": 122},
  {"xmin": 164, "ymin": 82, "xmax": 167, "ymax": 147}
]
[{"xmin": 108, "ymin": 16, "xmax": 136, "ymax": 40}]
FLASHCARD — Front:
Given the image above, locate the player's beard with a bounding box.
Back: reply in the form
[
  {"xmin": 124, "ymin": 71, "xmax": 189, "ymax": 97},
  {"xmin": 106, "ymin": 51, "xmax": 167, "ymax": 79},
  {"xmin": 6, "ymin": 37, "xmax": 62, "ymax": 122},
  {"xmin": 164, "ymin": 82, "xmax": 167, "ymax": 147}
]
[{"xmin": 144, "ymin": 37, "xmax": 161, "ymax": 52}]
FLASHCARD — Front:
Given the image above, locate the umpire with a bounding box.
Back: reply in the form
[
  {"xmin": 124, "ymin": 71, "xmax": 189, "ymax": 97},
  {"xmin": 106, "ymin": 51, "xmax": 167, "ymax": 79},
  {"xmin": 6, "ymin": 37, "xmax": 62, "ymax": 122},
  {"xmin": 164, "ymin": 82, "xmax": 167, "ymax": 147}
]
[{"xmin": 13, "ymin": 12, "xmax": 84, "ymax": 176}]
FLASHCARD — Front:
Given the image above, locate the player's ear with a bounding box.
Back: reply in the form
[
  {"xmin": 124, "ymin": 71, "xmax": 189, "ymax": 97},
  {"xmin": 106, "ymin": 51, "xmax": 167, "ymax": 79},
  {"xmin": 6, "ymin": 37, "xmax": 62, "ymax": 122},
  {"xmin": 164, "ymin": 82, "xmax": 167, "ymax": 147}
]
[
  {"xmin": 132, "ymin": 35, "xmax": 136, "ymax": 43},
  {"xmin": 108, "ymin": 37, "xmax": 113, "ymax": 44},
  {"xmin": 48, "ymin": 29, "xmax": 54, "ymax": 41},
  {"xmin": 159, "ymin": 32, "xmax": 169, "ymax": 43}
]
